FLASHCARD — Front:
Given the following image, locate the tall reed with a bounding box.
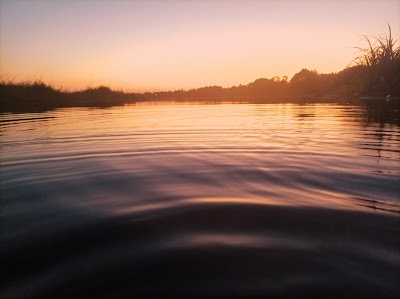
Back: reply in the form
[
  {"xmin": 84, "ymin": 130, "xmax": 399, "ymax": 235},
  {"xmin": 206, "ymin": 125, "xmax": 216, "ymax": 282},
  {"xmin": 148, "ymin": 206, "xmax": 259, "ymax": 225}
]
[
  {"xmin": 349, "ymin": 24, "xmax": 400, "ymax": 95},
  {"xmin": 351, "ymin": 24, "xmax": 399, "ymax": 68}
]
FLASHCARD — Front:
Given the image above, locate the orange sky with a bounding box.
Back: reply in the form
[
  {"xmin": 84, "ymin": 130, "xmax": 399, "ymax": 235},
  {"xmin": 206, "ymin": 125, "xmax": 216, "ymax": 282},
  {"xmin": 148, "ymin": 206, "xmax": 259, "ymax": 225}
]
[{"xmin": 1, "ymin": 0, "xmax": 399, "ymax": 92}]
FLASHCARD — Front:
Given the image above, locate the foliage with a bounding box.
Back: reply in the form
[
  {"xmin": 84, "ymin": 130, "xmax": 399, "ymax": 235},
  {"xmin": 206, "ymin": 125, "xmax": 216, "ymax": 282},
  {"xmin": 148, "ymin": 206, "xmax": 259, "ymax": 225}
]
[
  {"xmin": 348, "ymin": 24, "xmax": 400, "ymax": 95},
  {"xmin": 350, "ymin": 24, "xmax": 399, "ymax": 67},
  {"xmin": 1, "ymin": 25, "xmax": 399, "ymax": 112}
]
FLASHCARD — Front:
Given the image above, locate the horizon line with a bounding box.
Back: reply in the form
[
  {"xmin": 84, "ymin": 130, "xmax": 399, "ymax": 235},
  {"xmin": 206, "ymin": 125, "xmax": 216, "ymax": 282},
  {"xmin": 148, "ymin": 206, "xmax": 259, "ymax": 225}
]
[{"xmin": 0, "ymin": 67, "xmax": 341, "ymax": 94}]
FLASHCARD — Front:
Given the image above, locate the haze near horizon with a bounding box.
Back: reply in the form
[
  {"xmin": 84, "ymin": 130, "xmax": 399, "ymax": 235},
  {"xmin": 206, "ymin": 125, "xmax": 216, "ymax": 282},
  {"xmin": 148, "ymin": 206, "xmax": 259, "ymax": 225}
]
[{"xmin": 1, "ymin": 0, "xmax": 399, "ymax": 92}]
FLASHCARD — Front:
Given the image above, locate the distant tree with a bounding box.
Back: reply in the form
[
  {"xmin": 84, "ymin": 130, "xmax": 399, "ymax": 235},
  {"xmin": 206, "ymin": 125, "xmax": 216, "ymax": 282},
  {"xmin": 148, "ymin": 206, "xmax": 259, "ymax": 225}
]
[
  {"xmin": 336, "ymin": 65, "xmax": 369, "ymax": 96},
  {"xmin": 289, "ymin": 69, "xmax": 320, "ymax": 95},
  {"xmin": 272, "ymin": 76, "xmax": 280, "ymax": 82},
  {"xmin": 290, "ymin": 69, "xmax": 318, "ymax": 85}
]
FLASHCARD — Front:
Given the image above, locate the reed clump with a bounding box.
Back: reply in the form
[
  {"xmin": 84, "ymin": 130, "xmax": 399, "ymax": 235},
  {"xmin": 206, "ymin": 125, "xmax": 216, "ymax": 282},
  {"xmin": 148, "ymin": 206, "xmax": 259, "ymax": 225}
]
[
  {"xmin": 1, "ymin": 25, "xmax": 399, "ymax": 112},
  {"xmin": 0, "ymin": 78, "xmax": 137, "ymax": 113},
  {"xmin": 349, "ymin": 24, "xmax": 400, "ymax": 95}
]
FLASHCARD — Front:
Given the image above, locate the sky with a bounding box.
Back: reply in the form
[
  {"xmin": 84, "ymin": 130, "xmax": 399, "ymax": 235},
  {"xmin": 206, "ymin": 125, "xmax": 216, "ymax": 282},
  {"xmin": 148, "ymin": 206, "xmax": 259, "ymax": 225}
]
[{"xmin": 1, "ymin": 0, "xmax": 399, "ymax": 92}]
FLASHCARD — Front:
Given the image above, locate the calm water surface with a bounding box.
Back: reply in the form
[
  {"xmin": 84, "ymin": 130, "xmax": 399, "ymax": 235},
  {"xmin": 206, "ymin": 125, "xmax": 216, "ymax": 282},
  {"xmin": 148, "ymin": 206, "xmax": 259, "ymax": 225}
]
[{"xmin": 1, "ymin": 103, "xmax": 399, "ymax": 297}]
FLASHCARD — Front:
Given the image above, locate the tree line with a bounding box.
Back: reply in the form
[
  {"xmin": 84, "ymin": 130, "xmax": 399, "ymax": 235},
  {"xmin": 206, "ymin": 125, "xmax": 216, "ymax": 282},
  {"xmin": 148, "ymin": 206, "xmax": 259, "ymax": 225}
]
[{"xmin": 1, "ymin": 25, "xmax": 399, "ymax": 112}]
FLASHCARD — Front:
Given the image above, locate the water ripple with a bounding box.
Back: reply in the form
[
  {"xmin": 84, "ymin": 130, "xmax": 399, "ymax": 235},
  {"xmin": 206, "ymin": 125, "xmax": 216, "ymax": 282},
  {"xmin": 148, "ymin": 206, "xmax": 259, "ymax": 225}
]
[{"xmin": 1, "ymin": 103, "xmax": 399, "ymax": 297}]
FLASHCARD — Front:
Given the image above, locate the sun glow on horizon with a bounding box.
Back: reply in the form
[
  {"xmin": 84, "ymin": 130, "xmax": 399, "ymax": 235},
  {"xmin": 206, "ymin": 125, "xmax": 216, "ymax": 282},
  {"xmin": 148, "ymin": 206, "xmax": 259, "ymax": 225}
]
[{"xmin": 1, "ymin": 0, "xmax": 399, "ymax": 92}]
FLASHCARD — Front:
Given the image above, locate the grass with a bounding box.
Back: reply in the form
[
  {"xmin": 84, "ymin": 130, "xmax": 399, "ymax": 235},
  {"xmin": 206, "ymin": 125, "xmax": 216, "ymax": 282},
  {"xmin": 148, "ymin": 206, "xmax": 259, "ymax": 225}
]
[
  {"xmin": 0, "ymin": 78, "xmax": 138, "ymax": 113},
  {"xmin": 1, "ymin": 25, "xmax": 399, "ymax": 112},
  {"xmin": 351, "ymin": 24, "xmax": 399, "ymax": 67},
  {"xmin": 349, "ymin": 24, "xmax": 400, "ymax": 95}
]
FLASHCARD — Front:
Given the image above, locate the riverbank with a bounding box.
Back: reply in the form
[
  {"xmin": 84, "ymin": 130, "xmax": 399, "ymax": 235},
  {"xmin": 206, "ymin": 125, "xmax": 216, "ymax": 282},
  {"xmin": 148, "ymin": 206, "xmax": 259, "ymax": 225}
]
[{"xmin": 1, "ymin": 81, "xmax": 399, "ymax": 113}]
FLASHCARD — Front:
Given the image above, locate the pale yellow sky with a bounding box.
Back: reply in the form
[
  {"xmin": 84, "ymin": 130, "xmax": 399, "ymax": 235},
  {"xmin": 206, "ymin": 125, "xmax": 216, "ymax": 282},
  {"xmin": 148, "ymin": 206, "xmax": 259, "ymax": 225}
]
[{"xmin": 1, "ymin": 0, "xmax": 399, "ymax": 92}]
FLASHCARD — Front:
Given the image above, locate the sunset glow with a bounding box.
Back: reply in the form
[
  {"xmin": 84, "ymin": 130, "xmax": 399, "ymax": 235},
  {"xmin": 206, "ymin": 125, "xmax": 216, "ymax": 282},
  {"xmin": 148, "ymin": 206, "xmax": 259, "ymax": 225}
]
[{"xmin": 1, "ymin": 0, "xmax": 399, "ymax": 91}]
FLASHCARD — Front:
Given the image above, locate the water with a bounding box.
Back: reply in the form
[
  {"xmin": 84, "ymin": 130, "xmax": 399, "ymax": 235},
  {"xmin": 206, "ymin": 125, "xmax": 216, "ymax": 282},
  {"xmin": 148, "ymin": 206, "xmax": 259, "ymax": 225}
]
[{"xmin": 1, "ymin": 103, "xmax": 399, "ymax": 297}]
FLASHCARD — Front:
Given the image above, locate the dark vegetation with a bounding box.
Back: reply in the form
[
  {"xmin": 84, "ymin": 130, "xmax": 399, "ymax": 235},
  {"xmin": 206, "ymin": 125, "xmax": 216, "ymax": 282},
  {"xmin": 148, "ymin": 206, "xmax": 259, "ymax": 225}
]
[
  {"xmin": 1, "ymin": 26, "xmax": 399, "ymax": 113},
  {"xmin": 0, "ymin": 82, "xmax": 137, "ymax": 113}
]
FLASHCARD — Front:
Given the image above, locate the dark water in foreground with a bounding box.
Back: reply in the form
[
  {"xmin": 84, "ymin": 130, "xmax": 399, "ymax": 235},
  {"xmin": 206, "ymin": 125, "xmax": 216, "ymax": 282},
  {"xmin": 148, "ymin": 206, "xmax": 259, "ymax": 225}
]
[{"xmin": 1, "ymin": 103, "xmax": 399, "ymax": 297}]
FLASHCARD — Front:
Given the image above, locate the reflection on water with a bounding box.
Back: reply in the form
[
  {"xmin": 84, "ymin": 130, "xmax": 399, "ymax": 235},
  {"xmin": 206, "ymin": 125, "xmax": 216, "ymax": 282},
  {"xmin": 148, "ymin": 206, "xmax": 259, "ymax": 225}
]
[
  {"xmin": 361, "ymin": 103, "xmax": 400, "ymax": 127},
  {"xmin": 1, "ymin": 103, "xmax": 399, "ymax": 297}
]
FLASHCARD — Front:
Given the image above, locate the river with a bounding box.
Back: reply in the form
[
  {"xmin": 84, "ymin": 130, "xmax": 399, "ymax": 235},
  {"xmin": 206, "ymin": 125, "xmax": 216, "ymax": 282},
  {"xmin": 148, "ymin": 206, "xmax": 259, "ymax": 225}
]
[{"xmin": 1, "ymin": 102, "xmax": 399, "ymax": 297}]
